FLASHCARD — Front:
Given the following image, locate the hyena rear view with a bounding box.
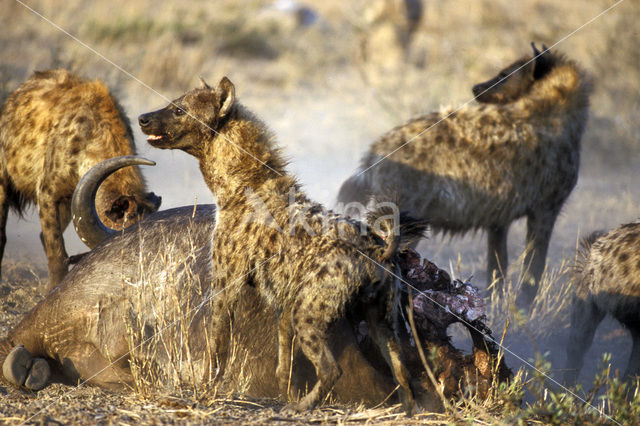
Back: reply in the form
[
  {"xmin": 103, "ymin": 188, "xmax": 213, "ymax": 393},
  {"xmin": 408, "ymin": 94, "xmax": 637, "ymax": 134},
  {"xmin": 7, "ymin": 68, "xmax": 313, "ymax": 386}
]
[
  {"xmin": 564, "ymin": 222, "xmax": 640, "ymax": 384},
  {"xmin": 0, "ymin": 69, "xmax": 161, "ymax": 288},
  {"xmin": 338, "ymin": 43, "xmax": 593, "ymax": 306}
]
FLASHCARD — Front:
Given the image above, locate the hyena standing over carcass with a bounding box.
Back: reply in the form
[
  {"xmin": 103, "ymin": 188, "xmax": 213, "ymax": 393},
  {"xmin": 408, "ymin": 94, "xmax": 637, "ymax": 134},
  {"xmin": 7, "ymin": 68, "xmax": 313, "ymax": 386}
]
[
  {"xmin": 338, "ymin": 43, "xmax": 593, "ymax": 306},
  {"xmin": 564, "ymin": 222, "xmax": 640, "ymax": 384},
  {"xmin": 138, "ymin": 77, "xmax": 422, "ymax": 414},
  {"xmin": 0, "ymin": 69, "xmax": 160, "ymax": 288}
]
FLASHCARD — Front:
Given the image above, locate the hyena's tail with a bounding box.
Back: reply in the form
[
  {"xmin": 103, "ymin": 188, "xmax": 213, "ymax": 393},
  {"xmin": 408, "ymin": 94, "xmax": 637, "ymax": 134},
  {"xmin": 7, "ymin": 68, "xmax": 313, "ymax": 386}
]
[
  {"xmin": 336, "ymin": 168, "xmax": 372, "ymax": 208},
  {"xmin": 571, "ymin": 230, "xmax": 607, "ymax": 298},
  {"xmin": 574, "ymin": 230, "xmax": 606, "ymax": 275}
]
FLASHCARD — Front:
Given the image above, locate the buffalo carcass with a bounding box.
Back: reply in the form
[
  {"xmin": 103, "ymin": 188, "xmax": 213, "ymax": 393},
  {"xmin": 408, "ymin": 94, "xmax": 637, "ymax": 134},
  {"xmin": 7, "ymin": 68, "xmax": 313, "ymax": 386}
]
[{"xmin": 1, "ymin": 157, "xmax": 510, "ymax": 410}]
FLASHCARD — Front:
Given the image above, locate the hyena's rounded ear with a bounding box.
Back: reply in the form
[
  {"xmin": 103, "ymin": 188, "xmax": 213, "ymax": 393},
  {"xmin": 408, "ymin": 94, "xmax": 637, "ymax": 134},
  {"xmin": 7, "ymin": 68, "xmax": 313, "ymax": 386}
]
[
  {"xmin": 531, "ymin": 42, "xmax": 553, "ymax": 80},
  {"xmin": 531, "ymin": 42, "xmax": 541, "ymax": 57},
  {"xmin": 216, "ymin": 76, "xmax": 235, "ymax": 118},
  {"xmin": 199, "ymin": 77, "xmax": 211, "ymax": 89}
]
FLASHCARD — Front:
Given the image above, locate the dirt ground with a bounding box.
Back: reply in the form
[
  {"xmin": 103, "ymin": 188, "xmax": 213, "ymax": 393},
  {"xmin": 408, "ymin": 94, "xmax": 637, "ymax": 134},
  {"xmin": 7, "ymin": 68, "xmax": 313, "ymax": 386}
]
[{"xmin": 1, "ymin": 0, "xmax": 639, "ymax": 424}]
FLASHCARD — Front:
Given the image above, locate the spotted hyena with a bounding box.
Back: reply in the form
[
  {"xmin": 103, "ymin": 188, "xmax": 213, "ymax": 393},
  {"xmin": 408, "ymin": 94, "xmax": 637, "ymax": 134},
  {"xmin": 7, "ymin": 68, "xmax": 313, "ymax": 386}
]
[
  {"xmin": 564, "ymin": 222, "xmax": 640, "ymax": 384},
  {"xmin": 138, "ymin": 77, "xmax": 424, "ymax": 414},
  {"xmin": 0, "ymin": 69, "xmax": 160, "ymax": 288},
  {"xmin": 338, "ymin": 43, "xmax": 593, "ymax": 306}
]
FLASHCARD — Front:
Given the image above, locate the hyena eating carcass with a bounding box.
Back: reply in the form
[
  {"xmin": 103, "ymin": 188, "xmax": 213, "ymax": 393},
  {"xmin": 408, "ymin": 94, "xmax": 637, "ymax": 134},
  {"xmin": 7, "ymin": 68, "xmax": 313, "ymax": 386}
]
[
  {"xmin": 139, "ymin": 77, "xmax": 421, "ymax": 414},
  {"xmin": 1, "ymin": 157, "xmax": 510, "ymax": 408},
  {"xmin": 338, "ymin": 43, "xmax": 593, "ymax": 306},
  {"xmin": 0, "ymin": 69, "xmax": 160, "ymax": 288},
  {"xmin": 564, "ymin": 222, "xmax": 640, "ymax": 384}
]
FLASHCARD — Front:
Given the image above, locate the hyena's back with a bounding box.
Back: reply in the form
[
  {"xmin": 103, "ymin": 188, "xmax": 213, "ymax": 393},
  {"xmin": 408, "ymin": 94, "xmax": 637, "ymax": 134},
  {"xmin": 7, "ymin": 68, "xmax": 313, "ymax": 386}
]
[
  {"xmin": 575, "ymin": 223, "xmax": 640, "ymax": 318},
  {"xmin": 0, "ymin": 69, "xmax": 133, "ymax": 202},
  {"xmin": 347, "ymin": 107, "xmax": 579, "ymax": 233}
]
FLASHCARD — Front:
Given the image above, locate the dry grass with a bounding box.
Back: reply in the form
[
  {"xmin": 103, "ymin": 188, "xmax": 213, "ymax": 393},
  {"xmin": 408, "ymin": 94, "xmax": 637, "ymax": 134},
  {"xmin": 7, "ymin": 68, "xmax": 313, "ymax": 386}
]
[
  {"xmin": 123, "ymin": 245, "xmax": 214, "ymax": 399},
  {"xmin": 116, "ymin": 218, "xmax": 259, "ymax": 402},
  {"xmin": 1, "ymin": 0, "xmax": 639, "ymax": 423},
  {"xmin": 486, "ymin": 247, "xmax": 577, "ymax": 340}
]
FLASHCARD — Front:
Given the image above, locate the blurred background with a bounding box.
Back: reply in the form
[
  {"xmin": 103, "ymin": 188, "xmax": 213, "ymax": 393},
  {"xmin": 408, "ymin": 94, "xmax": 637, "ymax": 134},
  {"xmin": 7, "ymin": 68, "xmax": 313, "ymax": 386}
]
[{"xmin": 1, "ymin": 0, "xmax": 638, "ymax": 389}]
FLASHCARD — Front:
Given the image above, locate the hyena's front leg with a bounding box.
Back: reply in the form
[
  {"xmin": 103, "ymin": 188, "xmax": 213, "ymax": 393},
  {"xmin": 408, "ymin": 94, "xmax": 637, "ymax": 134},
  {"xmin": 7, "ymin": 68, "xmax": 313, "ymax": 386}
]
[{"xmin": 275, "ymin": 310, "xmax": 294, "ymax": 400}]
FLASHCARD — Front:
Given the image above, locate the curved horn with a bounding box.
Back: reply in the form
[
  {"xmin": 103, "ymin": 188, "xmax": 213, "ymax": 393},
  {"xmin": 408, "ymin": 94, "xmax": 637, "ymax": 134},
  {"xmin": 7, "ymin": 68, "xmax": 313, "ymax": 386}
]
[{"xmin": 72, "ymin": 156, "xmax": 156, "ymax": 249}]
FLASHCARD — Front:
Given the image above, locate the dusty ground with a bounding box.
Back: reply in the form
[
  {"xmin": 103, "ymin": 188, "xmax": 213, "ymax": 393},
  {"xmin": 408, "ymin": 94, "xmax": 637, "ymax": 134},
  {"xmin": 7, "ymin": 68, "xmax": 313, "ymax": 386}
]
[{"xmin": 1, "ymin": 0, "xmax": 639, "ymax": 423}]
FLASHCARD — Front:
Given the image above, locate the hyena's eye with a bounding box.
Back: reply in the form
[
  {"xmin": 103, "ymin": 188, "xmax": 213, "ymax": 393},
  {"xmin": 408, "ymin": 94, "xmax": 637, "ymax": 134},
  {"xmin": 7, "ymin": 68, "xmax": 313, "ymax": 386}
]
[{"xmin": 173, "ymin": 107, "xmax": 185, "ymax": 117}]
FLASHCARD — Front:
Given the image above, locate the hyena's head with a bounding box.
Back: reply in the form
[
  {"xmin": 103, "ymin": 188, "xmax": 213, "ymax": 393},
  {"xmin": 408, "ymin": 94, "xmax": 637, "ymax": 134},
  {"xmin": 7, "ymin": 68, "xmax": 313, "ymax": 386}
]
[
  {"xmin": 472, "ymin": 42, "xmax": 555, "ymax": 104},
  {"xmin": 138, "ymin": 77, "xmax": 235, "ymax": 156},
  {"xmin": 102, "ymin": 192, "xmax": 162, "ymax": 229}
]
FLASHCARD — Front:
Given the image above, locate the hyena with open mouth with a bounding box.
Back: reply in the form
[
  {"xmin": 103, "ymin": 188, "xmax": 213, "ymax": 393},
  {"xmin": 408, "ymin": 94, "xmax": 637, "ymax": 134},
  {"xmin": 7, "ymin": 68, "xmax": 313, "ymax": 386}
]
[{"xmin": 139, "ymin": 77, "xmax": 426, "ymax": 414}]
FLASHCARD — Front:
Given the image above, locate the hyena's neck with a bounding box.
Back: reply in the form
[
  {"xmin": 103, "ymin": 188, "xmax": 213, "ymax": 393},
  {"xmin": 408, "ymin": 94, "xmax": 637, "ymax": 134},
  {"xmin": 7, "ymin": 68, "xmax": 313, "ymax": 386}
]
[
  {"xmin": 518, "ymin": 61, "xmax": 592, "ymax": 121},
  {"xmin": 198, "ymin": 108, "xmax": 292, "ymax": 210}
]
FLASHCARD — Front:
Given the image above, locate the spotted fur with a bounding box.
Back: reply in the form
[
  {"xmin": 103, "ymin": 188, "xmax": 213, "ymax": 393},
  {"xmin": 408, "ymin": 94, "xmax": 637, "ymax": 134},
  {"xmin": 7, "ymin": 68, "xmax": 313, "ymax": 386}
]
[
  {"xmin": 0, "ymin": 69, "xmax": 160, "ymax": 288},
  {"xmin": 138, "ymin": 78, "xmax": 418, "ymax": 413},
  {"xmin": 564, "ymin": 222, "xmax": 640, "ymax": 384},
  {"xmin": 338, "ymin": 44, "xmax": 593, "ymax": 306}
]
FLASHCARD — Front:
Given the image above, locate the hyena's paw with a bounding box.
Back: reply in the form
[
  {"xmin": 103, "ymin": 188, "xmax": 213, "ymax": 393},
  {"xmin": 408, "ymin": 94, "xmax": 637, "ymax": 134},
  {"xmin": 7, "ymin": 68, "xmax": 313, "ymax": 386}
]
[
  {"xmin": 290, "ymin": 393, "xmax": 320, "ymax": 412},
  {"xmin": 2, "ymin": 345, "xmax": 50, "ymax": 391}
]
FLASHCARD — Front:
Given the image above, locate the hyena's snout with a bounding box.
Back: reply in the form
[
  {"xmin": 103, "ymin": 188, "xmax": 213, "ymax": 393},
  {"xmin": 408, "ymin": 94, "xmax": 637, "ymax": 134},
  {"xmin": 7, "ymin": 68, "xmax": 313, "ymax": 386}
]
[
  {"xmin": 138, "ymin": 111, "xmax": 168, "ymax": 145},
  {"xmin": 472, "ymin": 83, "xmax": 487, "ymax": 98},
  {"xmin": 138, "ymin": 112, "xmax": 159, "ymax": 132}
]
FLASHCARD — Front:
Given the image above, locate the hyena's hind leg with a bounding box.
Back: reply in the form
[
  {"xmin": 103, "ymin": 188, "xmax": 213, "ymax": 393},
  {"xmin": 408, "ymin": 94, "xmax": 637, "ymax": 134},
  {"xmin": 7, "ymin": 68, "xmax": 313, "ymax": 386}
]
[
  {"xmin": 364, "ymin": 304, "xmax": 416, "ymax": 415},
  {"xmin": 39, "ymin": 199, "xmax": 73, "ymax": 260},
  {"xmin": 0, "ymin": 169, "xmax": 12, "ymax": 281},
  {"xmin": 564, "ymin": 297, "xmax": 605, "ymax": 385},
  {"xmin": 288, "ymin": 295, "xmax": 342, "ymax": 411}
]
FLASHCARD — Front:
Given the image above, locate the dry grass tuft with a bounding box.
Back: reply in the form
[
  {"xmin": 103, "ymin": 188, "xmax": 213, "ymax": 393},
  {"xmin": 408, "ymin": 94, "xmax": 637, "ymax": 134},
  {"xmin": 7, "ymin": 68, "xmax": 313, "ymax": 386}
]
[
  {"xmin": 487, "ymin": 246, "xmax": 576, "ymax": 340},
  {"xmin": 118, "ymin": 225, "xmax": 255, "ymax": 403}
]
